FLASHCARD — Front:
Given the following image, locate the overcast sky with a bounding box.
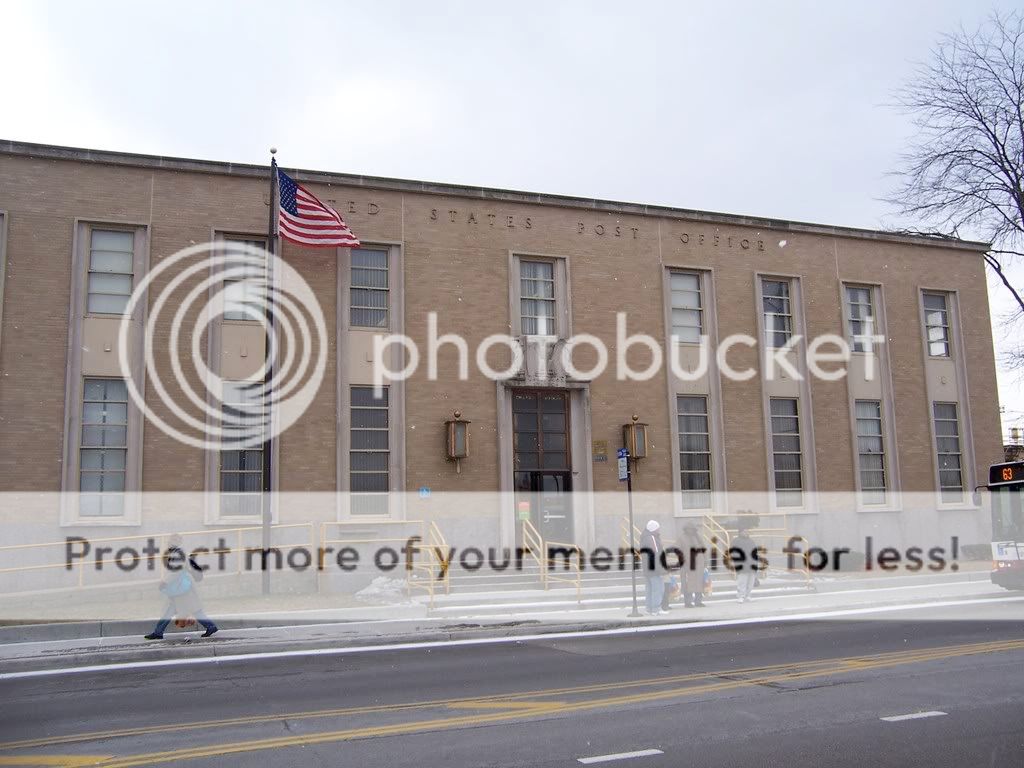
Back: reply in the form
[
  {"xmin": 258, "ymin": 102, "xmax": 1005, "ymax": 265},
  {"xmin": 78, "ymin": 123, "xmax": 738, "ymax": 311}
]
[{"xmin": 3, "ymin": 0, "xmax": 1022, "ymax": 435}]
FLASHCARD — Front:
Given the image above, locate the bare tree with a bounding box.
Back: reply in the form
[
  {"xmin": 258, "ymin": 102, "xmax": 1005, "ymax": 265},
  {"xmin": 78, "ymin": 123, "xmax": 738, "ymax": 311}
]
[{"xmin": 889, "ymin": 11, "xmax": 1024, "ymax": 332}]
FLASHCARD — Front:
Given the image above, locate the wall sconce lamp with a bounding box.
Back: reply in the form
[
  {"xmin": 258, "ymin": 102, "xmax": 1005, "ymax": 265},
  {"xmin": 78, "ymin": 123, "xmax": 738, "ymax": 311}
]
[
  {"xmin": 445, "ymin": 410, "xmax": 471, "ymax": 474},
  {"xmin": 622, "ymin": 413, "xmax": 648, "ymax": 463}
]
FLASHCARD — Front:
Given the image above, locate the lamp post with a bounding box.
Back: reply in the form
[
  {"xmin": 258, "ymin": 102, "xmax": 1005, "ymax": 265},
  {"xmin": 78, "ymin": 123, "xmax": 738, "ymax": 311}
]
[{"xmin": 621, "ymin": 414, "xmax": 649, "ymax": 618}]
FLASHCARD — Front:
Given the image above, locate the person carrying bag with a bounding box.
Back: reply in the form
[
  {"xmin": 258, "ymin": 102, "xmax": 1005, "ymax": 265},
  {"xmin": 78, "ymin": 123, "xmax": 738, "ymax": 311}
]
[{"xmin": 144, "ymin": 534, "xmax": 219, "ymax": 640}]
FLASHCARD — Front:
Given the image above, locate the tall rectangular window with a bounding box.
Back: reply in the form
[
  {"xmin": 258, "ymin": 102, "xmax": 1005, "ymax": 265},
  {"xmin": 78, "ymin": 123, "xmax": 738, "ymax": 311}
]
[
  {"xmin": 219, "ymin": 381, "xmax": 264, "ymax": 517},
  {"xmin": 670, "ymin": 272, "xmax": 703, "ymax": 343},
  {"xmin": 762, "ymin": 279, "xmax": 792, "ymax": 349},
  {"xmin": 87, "ymin": 229, "xmax": 134, "ymax": 314},
  {"xmin": 223, "ymin": 238, "xmax": 266, "ymax": 321},
  {"xmin": 351, "ymin": 386, "xmax": 389, "ymax": 516},
  {"xmin": 350, "ymin": 248, "xmax": 389, "ymax": 328},
  {"xmin": 923, "ymin": 293, "xmax": 951, "ymax": 357},
  {"xmin": 677, "ymin": 395, "xmax": 711, "ymax": 509},
  {"xmin": 846, "ymin": 286, "xmax": 875, "ymax": 353},
  {"xmin": 520, "ymin": 260, "xmax": 556, "ymax": 336},
  {"xmin": 933, "ymin": 402, "xmax": 963, "ymax": 503},
  {"xmin": 855, "ymin": 400, "xmax": 886, "ymax": 505},
  {"xmin": 79, "ymin": 378, "xmax": 128, "ymax": 516},
  {"xmin": 770, "ymin": 398, "xmax": 803, "ymax": 507}
]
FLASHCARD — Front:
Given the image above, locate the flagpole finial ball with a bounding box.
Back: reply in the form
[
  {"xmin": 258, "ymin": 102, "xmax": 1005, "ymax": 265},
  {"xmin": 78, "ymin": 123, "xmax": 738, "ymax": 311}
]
[{"xmin": 270, "ymin": 147, "xmax": 277, "ymax": 155}]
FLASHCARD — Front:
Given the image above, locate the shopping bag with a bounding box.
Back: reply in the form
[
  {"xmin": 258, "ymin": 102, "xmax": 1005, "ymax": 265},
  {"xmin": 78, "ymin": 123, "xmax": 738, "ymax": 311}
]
[
  {"xmin": 702, "ymin": 567, "xmax": 713, "ymax": 597},
  {"xmin": 662, "ymin": 577, "xmax": 680, "ymax": 609}
]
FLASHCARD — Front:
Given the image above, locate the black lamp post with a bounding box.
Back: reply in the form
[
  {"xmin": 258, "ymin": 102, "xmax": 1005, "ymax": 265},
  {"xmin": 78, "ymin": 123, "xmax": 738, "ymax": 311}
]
[{"xmin": 622, "ymin": 414, "xmax": 649, "ymax": 617}]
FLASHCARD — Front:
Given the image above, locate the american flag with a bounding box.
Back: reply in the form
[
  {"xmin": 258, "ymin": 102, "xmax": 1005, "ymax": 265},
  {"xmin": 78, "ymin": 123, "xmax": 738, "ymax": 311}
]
[{"xmin": 276, "ymin": 166, "xmax": 360, "ymax": 248}]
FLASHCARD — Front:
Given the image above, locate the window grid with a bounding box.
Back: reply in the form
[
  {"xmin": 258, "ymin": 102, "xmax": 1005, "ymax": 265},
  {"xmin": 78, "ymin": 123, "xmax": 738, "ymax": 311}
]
[
  {"xmin": 855, "ymin": 399, "xmax": 886, "ymax": 505},
  {"xmin": 670, "ymin": 272, "xmax": 704, "ymax": 343},
  {"xmin": 219, "ymin": 382, "xmax": 265, "ymax": 518},
  {"xmin": 86, "ymin": 229, "xmax": 134, "ymax": 315},
  {"xmin": 520, "ymin": 260, "xmax": 556, "ymax": 336},
  {"xmin": 762, "ymin": 279, "xmax": 793, "ymax": 349},
  {"xmin": 351, "ymin": 386, "xmax": 390, "ymax": 516},
  {"xmin": 79, "ymin": 378, "xmax": 128, "ymax": 517},
  {"xmin": 677, "ymin": 395, "xmax": 712, "ymax": 509},
  {"xmin": 223, "ymin": 238, "xmax": 267, "ymax": 321},
  {"xmin": 350, "ymin": 248, "xmax": 389, "ymax": 328},
  {"xmin": 933, "ymin": 402, "xmax": 964, "ymax": 503},
  {"xmin": 923, "ymin": 293, "xmax": 951, "ymax": 357},
  {"xmin": 769, "ymin": 397, "xmax": 803, "ymax": 507},
  {"xmin": 846, "ymin": 286, "xmax": 876, "ymax": 353}
]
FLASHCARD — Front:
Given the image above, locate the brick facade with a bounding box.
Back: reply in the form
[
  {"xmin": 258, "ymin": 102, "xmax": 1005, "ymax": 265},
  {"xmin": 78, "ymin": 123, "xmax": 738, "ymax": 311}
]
[{"xmin": 0, "ymin": 141, "xmax": 1004, "ymax": 550}]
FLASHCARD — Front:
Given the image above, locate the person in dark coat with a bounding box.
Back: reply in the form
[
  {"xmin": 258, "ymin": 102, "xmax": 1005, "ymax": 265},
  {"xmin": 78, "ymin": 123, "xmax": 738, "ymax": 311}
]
[
  {"xmin": 730, "ymin": 527, "xmax": 760, "ymax": 603},
  {"xmin": 639, "ymin": 520, "xmax": 667, "ymax": 616},
  {"xmin": 145, "ymin": 535, "xmax": 218, "ymax": 639},
  {"xmin": 679, "ymin": 523, "xmax": 708, "ymax": 607}
]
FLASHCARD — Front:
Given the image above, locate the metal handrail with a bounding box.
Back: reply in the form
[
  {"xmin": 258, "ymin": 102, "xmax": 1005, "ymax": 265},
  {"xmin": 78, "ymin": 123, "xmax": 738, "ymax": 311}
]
[
  {"xmin": 702, "ymin": 515, "xmax": 732, "ymax": 568},
  {"xmin": 545, "ymin": 539, "xmax": 582, "ymax": 603},
  {"xmin": 619, "ymin": 517, "xmax": 641, "ymax": 556},
  {"xmin": 520, "ymin": 518, "xmax": 547, "ymax": 589},
  {"xmin": 780, "ymin": 534, "xmax": 812, "ymax": 585},
  {"xmin": 0, "ymin": 523, "xmax": 315, "ymax": 591},
  {"xmin": 318, "ymin": 519, "xmax": 452, "ymax": 607},
  {"xmin": 702, "ymin": 514, "xmax": 812, "ymax": 586},
  {"xmin": 427, "ymin": 520, "xmax": 452, "ymax": 599}
]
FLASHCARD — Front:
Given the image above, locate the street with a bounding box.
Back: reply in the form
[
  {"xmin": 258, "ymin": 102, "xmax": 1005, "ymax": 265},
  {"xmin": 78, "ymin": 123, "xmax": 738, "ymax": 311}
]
[{"xmin": 1, "ymin": 601, "xmax": 1023, "ymax": 766}]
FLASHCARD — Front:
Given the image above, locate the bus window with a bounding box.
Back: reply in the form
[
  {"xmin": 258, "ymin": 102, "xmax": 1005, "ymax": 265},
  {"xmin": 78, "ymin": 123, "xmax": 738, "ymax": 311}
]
[{"xmin": 991, "ymin": 485, "xmax": 1024, "ymax": 542}]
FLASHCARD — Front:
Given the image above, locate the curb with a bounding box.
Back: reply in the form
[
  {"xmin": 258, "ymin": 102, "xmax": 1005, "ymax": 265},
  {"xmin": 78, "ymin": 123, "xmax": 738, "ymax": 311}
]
[{"xmin": 0, "ymin": 570, "xmax": 994, "ymax": 646}]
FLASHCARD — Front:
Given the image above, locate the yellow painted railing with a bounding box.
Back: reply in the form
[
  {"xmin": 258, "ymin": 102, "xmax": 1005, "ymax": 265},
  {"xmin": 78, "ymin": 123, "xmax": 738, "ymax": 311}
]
[
  {"xmin": 520, "ymin": 518, "xmax": 547, "ymax": 589},
  {"xmin": 702, "ymin": 515, "xmax": 731, "ymax": 566},
  {"xmin": 707, "ymin": 512, "xmax": 812, "ymax": 586},
  {"xmin": 318, "ymin": 519, "xmax": 452, "ymax": 607},
  {"xmin": 0, "ymin": 523, "xmax": 315, "ymax": 592},
  {"xmin": 619, "ymin": 517, "xmax": 642, "ymax": 558},
  {"xmin": 545, "ymin": 539, "xmax": 583, "ymax": 603}
]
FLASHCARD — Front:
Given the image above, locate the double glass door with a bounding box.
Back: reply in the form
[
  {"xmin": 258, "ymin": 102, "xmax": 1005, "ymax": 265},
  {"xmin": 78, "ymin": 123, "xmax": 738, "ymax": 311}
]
[{"xmin": 512, "ymin": 390, "xmax": 573, "ymax": 542}]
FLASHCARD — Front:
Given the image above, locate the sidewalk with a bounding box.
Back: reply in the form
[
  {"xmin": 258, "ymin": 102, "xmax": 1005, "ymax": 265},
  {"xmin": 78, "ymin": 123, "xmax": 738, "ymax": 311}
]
[
  {"xmin": 0, "ymin": 570, "xmax": 1017, "ymax": 676},
  {"xmin": 0, "ymin": 564, "xmax": 994, "ymax": 642}
]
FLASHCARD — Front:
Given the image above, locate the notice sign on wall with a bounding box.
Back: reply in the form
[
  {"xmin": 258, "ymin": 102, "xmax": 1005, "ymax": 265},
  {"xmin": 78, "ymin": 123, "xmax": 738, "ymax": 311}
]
[
  {"xmin": 592, "ymin": 440, "xmax": 608, "ymax": 462},
  {"xmin": 517, "ymin": 501, "xmax": 531, "ymax": 520}
]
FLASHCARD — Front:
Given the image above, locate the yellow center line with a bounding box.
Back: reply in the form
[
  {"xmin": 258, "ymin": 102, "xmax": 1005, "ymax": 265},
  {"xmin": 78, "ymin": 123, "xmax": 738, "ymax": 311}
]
[
  {"xmin": 446, "ymin": 700, "xmax": 568, "ymax": 711},
  {"xmin": 0, "ymin": 758, "xmax": 112, "ymax": 766},
  {"xmin": 0, "ymin": 653, "xmax": 860, "ymax": 750},
  {"xmin": 55, "ymin": 638, "xmax": 1024, "ymax": 768},
  {"xmin": 8, "ymin": 636, "xmax": 1016, "ymax": 752}
]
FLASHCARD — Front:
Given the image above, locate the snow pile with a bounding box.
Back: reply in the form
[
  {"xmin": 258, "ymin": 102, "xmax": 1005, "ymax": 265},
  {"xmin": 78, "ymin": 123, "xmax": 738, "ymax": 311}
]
[{"xmin": 354, "ymin": 576, "xmax": 409, "ymax": 603}]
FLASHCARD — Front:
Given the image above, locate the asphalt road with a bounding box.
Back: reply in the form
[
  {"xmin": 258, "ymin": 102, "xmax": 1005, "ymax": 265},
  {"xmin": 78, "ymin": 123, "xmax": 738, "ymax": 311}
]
[{"xmin": 2, "ymin": 604, "xmax": 1023, "ymax": 767}]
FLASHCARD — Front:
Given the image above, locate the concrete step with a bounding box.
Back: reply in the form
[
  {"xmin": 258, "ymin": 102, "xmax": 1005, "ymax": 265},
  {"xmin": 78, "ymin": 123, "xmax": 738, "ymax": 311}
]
[
  {"xmin": 417, "ymin": 578, "xmax": 811, "ymax": 610},
  {"xmin": 440, "ymin": 567, "xmax": 786, "ymax": 591},
  {"xmin": 422, "ymin": 583, "xmax": 812, "ymax": 616}
]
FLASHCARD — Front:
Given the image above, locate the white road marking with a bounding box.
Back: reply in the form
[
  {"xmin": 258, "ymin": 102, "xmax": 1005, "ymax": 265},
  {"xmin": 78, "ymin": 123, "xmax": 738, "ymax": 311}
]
[
  {"xmin": 1, "ymin": 595, "xmax": 1022, "ymax": 681},
  {"xmin": 880, "ymin": 711, "xmax": 948, "ymax": 722},
  {"xmin": 578, "ymin": 749, "xmax": 664, "ymax": 764}
]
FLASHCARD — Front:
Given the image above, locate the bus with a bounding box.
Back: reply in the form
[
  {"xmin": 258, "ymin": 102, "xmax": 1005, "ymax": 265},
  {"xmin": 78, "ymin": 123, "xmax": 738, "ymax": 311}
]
[{"xmin": 989, "ymin": 461, "xmax": 1024, "ymax": 591}]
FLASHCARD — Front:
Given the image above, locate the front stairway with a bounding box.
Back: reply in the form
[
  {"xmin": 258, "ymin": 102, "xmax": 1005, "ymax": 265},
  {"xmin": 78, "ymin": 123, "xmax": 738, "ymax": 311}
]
[
  {"xmin": 414, "ymin": 565, "xmax": 811, "ymax": 617},
  {"xmin": 407, "ymin": 516, "xmax": 814, "ymax": 617}
]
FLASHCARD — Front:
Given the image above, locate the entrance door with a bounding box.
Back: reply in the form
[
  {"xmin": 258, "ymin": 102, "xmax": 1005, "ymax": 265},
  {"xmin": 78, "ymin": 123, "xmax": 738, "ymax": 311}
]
[{"xmin": 512, "ymin": 390, "xmax": 574, "ymax": 542}]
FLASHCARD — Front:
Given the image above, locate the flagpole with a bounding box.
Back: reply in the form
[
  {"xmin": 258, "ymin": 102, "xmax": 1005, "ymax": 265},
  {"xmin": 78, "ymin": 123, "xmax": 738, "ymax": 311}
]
[{"xmin": 262, "ymin": 148, "xmax": 278, "ymax": 596}]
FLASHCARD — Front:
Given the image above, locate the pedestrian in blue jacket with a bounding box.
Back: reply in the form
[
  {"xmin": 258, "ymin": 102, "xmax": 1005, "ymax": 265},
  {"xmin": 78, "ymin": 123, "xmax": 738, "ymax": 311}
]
[{"xmin": 144, "ymin": 535, "xmax": 218, "ymax": 640}]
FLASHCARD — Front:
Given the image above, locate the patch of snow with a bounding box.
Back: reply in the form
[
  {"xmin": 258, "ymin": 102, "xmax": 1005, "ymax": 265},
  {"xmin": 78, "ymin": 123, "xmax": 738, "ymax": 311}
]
[{"xmin": 355, "ymin": 576, "xmax": 411, "ymax": 604}]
